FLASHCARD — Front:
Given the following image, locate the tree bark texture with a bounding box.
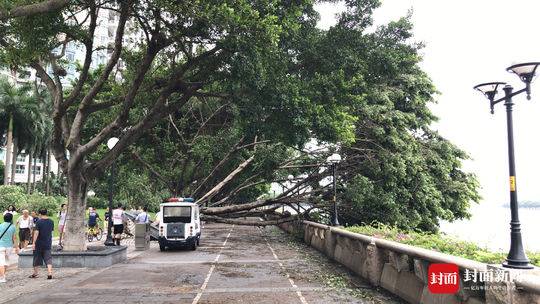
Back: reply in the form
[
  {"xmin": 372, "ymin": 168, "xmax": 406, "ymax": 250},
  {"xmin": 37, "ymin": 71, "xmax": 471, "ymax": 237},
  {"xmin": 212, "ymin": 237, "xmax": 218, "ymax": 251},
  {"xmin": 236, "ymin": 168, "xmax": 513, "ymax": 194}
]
[
  {"xmin": 3, "ymin": 114, "xmax": 13, "ymax": 185},
  {"xmin": 32, "ymin": 155, "xmax": 37, "ymax": 192},
  {"xmin": 9, "ymin": 137, "xmax": 18, "ymax": 185},
  {"xmin": 26, "ymin": 150, "xmax": 32, "ymax": 194},
  {"xmin": 63, "ymin": 168, "xmax": 88, "ymax": 251},
  {"xmin": 45, "ymin": 149, "xmax": 51, "ymax": 195}
]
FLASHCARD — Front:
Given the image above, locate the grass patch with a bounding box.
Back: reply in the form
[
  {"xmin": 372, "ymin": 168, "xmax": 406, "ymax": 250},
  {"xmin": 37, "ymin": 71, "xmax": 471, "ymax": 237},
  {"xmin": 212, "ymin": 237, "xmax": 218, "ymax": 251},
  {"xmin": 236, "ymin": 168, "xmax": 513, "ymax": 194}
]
[{"xmin": 345, "ymin": 224, "xmax": 540, "ymax": 267}]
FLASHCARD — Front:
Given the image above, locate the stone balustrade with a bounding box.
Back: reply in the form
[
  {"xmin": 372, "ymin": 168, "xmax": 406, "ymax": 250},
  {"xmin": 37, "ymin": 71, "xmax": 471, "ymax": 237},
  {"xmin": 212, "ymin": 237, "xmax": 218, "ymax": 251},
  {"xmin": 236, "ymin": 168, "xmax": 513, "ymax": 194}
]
[{"xmin": 279, "ymin": 221, "xmax": 540, "ymax": 304}]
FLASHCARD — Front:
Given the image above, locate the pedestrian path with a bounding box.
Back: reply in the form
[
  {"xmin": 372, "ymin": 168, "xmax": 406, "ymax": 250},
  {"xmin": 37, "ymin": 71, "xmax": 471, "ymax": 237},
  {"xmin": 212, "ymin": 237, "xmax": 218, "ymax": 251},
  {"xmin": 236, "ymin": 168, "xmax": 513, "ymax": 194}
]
[{"xmin": 2, "ymin": 224, "xmax": 402, "ymax": 304}]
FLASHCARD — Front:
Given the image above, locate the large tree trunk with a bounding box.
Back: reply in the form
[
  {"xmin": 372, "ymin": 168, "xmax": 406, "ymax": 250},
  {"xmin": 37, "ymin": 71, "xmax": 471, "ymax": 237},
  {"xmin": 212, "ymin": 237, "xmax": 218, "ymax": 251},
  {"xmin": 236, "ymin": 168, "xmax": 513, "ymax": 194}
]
[
  {"xmin": 10, "ymin": 137, "xmax": 18, "ymax": 185},
  {"xmin": 26, "ymin": 149, "xmax": 32, "ymax": 194},
  {"xmin": 63, "ymin": 167, "xmax": 88, "ymax": 251},
  {"xmin": 3, "ymin": 114, "xmax": 13, "ymax": 185}
]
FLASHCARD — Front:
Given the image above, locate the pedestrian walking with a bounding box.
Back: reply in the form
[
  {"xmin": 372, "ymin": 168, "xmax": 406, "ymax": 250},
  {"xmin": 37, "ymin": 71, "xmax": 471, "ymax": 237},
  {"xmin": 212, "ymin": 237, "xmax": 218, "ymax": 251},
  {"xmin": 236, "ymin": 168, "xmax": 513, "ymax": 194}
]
[
  {"xmin": 0, "ymin": 213, "xmax": 19, "ymax": 283},
  {"xmin": 58, "ymin": 204, "xmax": 67, "ymax": 246},
  {"xmin": 135, "ymin": 206, "xmax": 149, "ymax": 224},
  {"xmin": 16, "ymin": 210, "xmax": 33, "ymax": 249},
  {"xmin": 29, "ymin": 209, "xmax": 54, "ymax": 280},
  {"xmin": 112, "ymin": 204, "xmax": 124, "ymax": 246}
]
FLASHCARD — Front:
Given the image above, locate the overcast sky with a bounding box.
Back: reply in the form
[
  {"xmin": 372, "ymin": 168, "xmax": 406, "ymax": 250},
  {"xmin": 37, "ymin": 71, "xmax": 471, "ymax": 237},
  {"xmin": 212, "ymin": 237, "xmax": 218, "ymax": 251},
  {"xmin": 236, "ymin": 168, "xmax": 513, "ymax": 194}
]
[{"xmin": 316, "ymin": 0, "xmax": 540, "ymax": 204}]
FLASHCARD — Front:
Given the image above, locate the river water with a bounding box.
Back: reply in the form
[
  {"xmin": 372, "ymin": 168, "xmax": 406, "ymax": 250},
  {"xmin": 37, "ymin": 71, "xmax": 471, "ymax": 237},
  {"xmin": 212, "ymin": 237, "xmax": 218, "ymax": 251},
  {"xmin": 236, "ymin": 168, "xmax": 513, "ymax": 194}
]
[{"xmin": 440, "ymin": 203, "xmax": 540, "ymax": 252}]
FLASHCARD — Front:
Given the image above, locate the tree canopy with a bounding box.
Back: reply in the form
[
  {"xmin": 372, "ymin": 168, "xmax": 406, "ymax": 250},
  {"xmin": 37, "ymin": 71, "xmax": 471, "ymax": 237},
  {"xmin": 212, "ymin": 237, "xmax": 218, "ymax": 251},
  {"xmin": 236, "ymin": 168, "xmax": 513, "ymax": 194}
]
[{"xmin": 0, "ymin": 0, "xmax": 480, "ymax": 250}]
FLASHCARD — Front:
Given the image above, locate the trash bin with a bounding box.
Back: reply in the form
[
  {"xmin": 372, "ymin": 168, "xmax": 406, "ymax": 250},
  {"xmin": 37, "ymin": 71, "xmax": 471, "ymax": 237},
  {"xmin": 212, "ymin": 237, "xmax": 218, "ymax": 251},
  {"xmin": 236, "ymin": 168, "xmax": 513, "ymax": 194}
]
[{"xmin": 135, "ymin": 223, "xmax": 150, "ymax": 251}]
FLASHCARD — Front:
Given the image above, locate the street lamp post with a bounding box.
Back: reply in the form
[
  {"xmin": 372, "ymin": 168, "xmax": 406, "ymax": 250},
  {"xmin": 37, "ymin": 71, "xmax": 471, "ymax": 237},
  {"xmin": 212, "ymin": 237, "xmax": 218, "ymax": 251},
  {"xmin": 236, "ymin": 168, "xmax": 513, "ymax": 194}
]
[
  {"xmin": 327, "ymin": 153, "xmax": 341, "ymax": 226},
  {"xmin": 473, "ymin": 62, "xmax": 540, "ymax": 269},
  {"xmin": 104, "ymin": 137, "xmax": 119, "ymax": 246}
]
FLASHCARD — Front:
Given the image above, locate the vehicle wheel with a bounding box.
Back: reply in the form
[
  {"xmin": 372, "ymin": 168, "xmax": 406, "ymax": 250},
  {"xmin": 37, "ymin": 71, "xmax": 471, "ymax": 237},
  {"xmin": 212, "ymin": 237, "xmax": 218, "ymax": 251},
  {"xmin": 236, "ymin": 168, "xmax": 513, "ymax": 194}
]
[
  {"xmin": 96, "ymin": 228, "xmax": 103, "ymax": 241},
  {"xmin": 159, "ymin": 242, "xmax": 166, "ymax": 252},
  {"xmin": 196, "ymin": 237, "xmax": 200, "ymax": 246},
  {"xmin": 190, "ymin": 241, "xmax": 197, "ymax": 251}
]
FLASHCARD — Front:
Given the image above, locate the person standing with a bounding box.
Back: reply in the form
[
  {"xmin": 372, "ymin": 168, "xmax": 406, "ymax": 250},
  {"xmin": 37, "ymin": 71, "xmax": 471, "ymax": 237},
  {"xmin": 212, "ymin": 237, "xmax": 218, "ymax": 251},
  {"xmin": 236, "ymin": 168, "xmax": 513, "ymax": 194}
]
[
  {"xmin": 0, "ymin": 213, "xmax": 19, "ymax": 283},
  {"xmin": 103, "ymin": 207, "xmax": 111, "ymax": 232},
  {"xmin": 58, "ymin": 204, "xmax": 67, "ymax": 246},
  {"xmin": 30, "ymin": 209, "xmax": 54, "ymax": 280},
  {"xmin": 16, "ymin": 210, "xmax": 33, "ymax": 249},
  {"xmin": 135, "ymin": 206, "xmax": 149, "ymax": 224},
  {"xmin": 29, "ymin": 211, "xmax": 39, "ymax": 245},
  {"xmin": 3, "ymin": 205, "xmax": 17, "ymax": 216},
  {"xmin": 112, "ymin": 204, "xmax": 124, "ymax": 246}
]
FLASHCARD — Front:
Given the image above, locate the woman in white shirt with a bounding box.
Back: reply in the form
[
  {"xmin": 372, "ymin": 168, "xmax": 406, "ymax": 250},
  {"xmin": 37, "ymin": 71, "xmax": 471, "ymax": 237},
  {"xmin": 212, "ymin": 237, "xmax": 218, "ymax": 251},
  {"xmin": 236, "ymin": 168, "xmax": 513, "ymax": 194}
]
[{"xmin": 16, "ymin": 210, "xmax": 33, "ymax": 249}]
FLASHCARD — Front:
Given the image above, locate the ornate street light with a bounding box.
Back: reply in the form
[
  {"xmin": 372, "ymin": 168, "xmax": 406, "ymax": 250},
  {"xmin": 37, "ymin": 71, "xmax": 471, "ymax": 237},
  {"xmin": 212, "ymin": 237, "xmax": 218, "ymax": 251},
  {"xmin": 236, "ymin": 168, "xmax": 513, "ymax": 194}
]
[
  {"xmin": 507, "ymin": 62, "xmax": 540, "ymax": 100},
  {"xmin": 473, "ymin": 61, "xmax": 540, "ymax": 269},
  {"xmin": 104, "ymin": 137, "xmax": 119, "ymax": 246},
  {"xmin": 327, "ymin": 153, "xmax": 341, "ymax": 226}
]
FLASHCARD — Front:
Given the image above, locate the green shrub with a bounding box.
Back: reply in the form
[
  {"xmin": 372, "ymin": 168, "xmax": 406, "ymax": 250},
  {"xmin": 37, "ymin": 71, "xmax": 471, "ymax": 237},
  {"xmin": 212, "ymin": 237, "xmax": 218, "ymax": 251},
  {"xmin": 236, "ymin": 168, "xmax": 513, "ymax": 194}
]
[
  {"xmin": 0, "ymin": 185, "xmax": 26, "ymax": 211},
  {"xmin": 87, "ymin": 196, "xmax": 108, "ymax": 209},
  {"xmin": 0, "ymin": 185, "xmax": 65, "ymax": 215},
  {"xmin": 345, "ymin": 224, "xmax": 539, "ymax": 267},
  {"xmin": 18, "ymin": 193, "xmax": 60, "ymax": 215}
]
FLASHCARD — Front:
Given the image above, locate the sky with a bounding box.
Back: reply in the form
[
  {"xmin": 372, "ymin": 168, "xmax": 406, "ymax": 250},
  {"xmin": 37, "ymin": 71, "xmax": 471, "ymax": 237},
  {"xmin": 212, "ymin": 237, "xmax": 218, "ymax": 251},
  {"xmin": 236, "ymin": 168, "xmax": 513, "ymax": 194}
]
[{"xmin": 316, "ymin": 0, "xmax": 540, "ymax": 205}]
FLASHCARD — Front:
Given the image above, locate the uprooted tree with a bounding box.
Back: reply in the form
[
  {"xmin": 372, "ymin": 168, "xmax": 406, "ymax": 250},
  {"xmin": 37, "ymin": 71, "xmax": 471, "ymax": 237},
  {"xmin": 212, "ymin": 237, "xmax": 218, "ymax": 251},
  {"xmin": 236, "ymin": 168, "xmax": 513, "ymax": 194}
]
[
  {"xmin": 0, "ymin": 0, "xmax": 479, "ymax": 251},
  {"xmin": 89, "ymin": 3, "xmax": 479, "ymax": 231}
]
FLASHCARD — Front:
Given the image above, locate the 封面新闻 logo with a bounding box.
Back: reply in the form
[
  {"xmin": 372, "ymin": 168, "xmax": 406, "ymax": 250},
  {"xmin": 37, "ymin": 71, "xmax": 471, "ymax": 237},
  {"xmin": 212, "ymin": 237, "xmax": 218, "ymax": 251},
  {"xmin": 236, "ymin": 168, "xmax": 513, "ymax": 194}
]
[{"xmin": 428, "ymin": 263, "xmax": 460, "ymax": 294}]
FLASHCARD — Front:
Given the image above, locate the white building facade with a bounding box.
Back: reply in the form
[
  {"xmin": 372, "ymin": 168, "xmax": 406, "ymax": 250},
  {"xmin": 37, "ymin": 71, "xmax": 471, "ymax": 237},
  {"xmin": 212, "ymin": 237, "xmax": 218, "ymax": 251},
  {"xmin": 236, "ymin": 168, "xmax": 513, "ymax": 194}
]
[
  {"xmin": 0, "ymin": 147, "xmax": 60, "ymax": 184},
  {"xmin": 1, "ymin": 7, "xmax": 138, "ymax": 185}
]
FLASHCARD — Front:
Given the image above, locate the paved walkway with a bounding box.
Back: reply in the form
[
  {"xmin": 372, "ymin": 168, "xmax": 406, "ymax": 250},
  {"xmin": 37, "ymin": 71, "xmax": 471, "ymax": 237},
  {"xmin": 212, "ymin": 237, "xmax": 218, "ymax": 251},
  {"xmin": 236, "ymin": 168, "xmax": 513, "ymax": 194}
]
[{"xmin": 1, "ymin": 224, "xmax": 402, "ymax": 304}]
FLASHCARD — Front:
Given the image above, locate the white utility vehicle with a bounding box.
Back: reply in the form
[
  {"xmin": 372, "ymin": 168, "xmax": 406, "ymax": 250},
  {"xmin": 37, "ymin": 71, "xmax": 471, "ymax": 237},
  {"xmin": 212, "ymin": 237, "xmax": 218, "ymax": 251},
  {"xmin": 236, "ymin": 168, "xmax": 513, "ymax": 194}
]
[{"xmin": 157, "ymin": 198, "xmax": 201, "ymax": 251}]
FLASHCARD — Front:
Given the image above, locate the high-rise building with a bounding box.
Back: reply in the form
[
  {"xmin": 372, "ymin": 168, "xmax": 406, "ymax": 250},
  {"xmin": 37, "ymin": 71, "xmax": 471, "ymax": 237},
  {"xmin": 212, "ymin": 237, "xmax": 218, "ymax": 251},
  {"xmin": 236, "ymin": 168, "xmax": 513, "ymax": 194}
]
[{"xmin": 1, "ymin": 6, "xmax": 136, "ymax": 184}]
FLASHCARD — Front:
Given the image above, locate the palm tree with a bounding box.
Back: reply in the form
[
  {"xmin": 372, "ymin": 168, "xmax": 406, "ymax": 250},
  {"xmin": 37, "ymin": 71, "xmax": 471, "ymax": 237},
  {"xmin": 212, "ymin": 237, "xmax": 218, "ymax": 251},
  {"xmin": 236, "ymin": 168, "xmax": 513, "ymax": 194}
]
[
  {"xmin": 0, "ymin": 76, "xmax": 47, "ymax": 187},
  {"xmin": 27, "ymin": 84, "xmax": 53, "ymax": 193},
  {"xmin": 0, "ymin": 76, "xmax": 33, "ymax": 185}
]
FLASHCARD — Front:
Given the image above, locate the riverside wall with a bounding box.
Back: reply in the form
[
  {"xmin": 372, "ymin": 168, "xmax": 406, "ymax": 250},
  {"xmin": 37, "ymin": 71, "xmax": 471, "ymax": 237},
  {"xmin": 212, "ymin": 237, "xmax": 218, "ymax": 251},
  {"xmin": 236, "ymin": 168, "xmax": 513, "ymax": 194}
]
[{"xmin": 279, "ymin": 221, "xmax": 540, "ymax": 304}]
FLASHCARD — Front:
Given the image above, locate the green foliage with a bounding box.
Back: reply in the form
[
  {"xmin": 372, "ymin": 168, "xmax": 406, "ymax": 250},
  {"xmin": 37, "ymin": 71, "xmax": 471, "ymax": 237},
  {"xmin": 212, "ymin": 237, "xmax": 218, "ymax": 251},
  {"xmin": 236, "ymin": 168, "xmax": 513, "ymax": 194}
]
[
  {"xmin": 18, "ymin": 192, "xmax": 60, "ymax": 215},
  {"xmin": 346, "ymin": 224, "xmax": 539, "ymax": 266},
  {"xmin": 87, "ymin": 196, "xmax": 108, "ymax": 210},
  {"xmin": 0, "ymin": 0, "xmax": 480, "ymax": 234},
  {"xmin": 90, "ymin": 162, "xmax": 170, "ymax": 213},
  {"xmin": 0, "ymin": 185, "xmax": 63, "ymax": 215},
  {"xmin": 305, "ymin": 12, "xmax": 482, "ymax": 231},
  {"xmin": 0, "ymin": 185, "xmax": 26, "ymax": 210}
]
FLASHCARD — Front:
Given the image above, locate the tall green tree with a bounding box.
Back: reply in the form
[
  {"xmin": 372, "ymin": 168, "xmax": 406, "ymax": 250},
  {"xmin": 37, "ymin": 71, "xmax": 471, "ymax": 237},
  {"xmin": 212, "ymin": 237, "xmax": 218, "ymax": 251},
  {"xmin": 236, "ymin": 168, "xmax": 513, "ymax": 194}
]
[
  {"xmin": 1, "ymin": 0, "xmax": 480, "ymax": 251},
  {"xmin": 0, "ymin": 0, "xmax": 353, "ymax": 251},
  {"xmin": 98, "ymin": 3, "xmax": 480, "ymax": 232},
  {"xmin": 0, "ymin": 76, "xmax": 35, "ymax": 185}
]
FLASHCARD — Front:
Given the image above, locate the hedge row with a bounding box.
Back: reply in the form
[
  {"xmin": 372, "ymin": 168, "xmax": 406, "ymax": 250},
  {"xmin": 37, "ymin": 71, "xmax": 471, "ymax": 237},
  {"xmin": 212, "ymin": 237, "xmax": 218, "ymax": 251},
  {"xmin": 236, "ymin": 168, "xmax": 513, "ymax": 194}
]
[
  {"xmin": 0, "ymin": 185, "xmax": 65, "ymax": 215},
  {"xmin": 346, "ymin": 224, "xmax": 540, "ymax": 267}
]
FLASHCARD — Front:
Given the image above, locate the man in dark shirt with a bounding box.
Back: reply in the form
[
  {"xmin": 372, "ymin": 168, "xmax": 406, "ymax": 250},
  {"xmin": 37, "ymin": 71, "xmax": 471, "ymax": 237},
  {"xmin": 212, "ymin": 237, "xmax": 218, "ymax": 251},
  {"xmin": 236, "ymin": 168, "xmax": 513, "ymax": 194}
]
[{"xmin": 30, "ymin": 209, "xmax": 54, "ymax": 279}]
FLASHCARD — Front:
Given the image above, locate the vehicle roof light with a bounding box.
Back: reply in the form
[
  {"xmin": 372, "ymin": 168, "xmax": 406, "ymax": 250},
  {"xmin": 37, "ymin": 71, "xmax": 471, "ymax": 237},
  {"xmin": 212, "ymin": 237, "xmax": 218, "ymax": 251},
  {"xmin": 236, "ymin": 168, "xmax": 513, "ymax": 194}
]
[{"xmin": 167, "ymin": 197, "xmax": 195, "ymax": 202}]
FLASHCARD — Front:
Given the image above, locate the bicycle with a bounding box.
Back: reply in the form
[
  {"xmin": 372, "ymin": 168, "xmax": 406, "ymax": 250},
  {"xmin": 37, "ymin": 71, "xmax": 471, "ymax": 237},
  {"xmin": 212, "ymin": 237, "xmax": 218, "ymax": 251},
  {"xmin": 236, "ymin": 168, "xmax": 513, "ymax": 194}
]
[{"xmin": 87, "ymin": 222, "xmax": 103, "ymax": 242}]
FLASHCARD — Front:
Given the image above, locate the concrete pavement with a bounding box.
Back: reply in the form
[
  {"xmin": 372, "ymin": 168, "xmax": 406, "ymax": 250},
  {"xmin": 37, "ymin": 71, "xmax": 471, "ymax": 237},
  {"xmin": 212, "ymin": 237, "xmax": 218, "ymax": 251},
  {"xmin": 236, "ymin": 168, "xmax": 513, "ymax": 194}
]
[{"xmin": 2, "ymin": 224, "xmax": 402, "ymax": 304}]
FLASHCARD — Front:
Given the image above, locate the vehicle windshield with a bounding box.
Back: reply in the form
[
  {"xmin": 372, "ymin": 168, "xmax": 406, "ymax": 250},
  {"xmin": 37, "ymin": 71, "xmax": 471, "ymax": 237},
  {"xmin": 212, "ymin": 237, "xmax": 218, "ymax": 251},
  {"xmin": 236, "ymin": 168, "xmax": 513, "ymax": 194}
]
[{"xmin": 163, "ymin": 206, "xmax": 192, "ymax": 223}]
